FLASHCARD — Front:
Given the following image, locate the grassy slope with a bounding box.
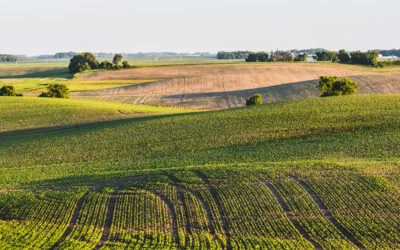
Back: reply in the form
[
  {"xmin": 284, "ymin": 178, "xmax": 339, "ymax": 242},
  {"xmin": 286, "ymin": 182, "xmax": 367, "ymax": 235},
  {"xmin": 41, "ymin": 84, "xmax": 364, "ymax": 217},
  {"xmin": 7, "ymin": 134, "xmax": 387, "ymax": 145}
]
[
  {"xmin": 0, "ymin": 97, "xmax": 192, "ymax": 133},
  {"xmin": 1, "ymin": 95, "xmax": 400, "ymax": 188},
  {"xmin": 1, "ymin": 95, "xmax": 400, "ymax": 249}
]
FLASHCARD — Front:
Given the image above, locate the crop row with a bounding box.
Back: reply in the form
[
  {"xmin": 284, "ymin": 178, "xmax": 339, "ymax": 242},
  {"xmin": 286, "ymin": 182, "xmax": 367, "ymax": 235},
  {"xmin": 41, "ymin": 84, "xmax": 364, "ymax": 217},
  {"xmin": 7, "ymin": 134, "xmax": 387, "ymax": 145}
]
[
  {"xmin": 56, "ymin": 192, "xmax": 110, "ymax": 249},
  {"xmin": 104, "ymin": 185, "xmax": 220, "ymax": 249},
  {"xmin": 306, "ymin": 175, "xmax": 400, "ymax": 249},
  {"xmin": 272, "ymin": 181, "xmax": 356, "ymax": 249},
  {"xmin": 105, "ymin": 189, "xmax": 174, "ymax": 248},
  {"xmin": 0, "ymin": 192, "xmax": 78, "ymax": 249}
]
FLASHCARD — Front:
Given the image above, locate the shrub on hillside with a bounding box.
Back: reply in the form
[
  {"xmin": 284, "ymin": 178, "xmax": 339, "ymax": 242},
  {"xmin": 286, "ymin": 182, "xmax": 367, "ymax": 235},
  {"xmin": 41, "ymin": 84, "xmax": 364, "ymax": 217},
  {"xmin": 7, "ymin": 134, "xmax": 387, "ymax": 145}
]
[
  {"xmin": 0, "ymin": 85, "xmax": 17, "ymax": 96},
  {"xmin": 318, "ymin": 76, "xmax": 358, "ymax": 97},
  {"xmin": 68, "ymin": 52, "xmax": 99, "ymax": 73},
  {"xmin": 246, "ymin": 94, "xmax": 263, "ymax": 106},
  {"xmin": 39, "ymin": 84, "xmax": 70, "ymax": 98}
]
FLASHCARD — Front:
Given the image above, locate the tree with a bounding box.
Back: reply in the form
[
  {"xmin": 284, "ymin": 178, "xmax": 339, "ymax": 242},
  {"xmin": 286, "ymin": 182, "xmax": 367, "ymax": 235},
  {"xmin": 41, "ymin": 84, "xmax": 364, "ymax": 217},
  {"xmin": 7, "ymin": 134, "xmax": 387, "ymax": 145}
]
[
  {"xmin": 99, "ymin": 60, "xmax": 114, "ymax": 69},
  {"xmin": 269, "ymin": 50, "xmax": 293, "ymax": 62},
  {"xmin": 0, "ymin": 54, "xmax": 22, "ymax": 63},
  {"xmin": 246, "ymin": 94, "xmax": 263, "ymax": 105},
  {"xmin": 318, "ymin": 76, "xmax": 358, "ymax": 97},
  {"xmin": 68, "ymin": 52, "xmax": 99, "ymax": 73},
  {"xmin": 314, "ymin": 51, "xmax": 338, "ymax": 62},
  {"xmin": 39, "ymin": 84, "xmax": 70, "ymax": 98},
  {"xmin": 55, "ymin": 52, "xmax": 77, "ymax": 59},
  {"xmin": 350, "ymin": 51, "xmax": 379, "ymax": 66},
  {"xmin": 113, "ymin": 54, "xmax": 123, "ymax": 67},
  {"xmin": 246, "ymin": 53, "xmax": 258, "ymax": 62},
  {"xmin": 0, "ymin": 85, "xmax": 17, "ymax": 96},
  {"xmin": 294, "ymin": 53, "xmax": 307, "ymax": 62},
  {"xmin": 216, "ymin": 51, "xmax": 236, "ymax": 59},
  {"xmin": 122, "ymin": 61, "xmax": 133, "ymax": 69},
  {"xmin": 257, "ymin": 52, "xmax": 269, "ymax": 62},
  {"xmin": 338, "ymin": 49, "xmax": 350, "ymax": 63}
]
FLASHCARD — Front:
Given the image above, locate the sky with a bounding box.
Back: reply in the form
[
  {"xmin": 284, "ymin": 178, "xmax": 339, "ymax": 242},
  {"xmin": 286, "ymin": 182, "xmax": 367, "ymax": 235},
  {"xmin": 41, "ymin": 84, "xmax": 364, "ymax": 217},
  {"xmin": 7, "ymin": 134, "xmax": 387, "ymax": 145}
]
[{"xmin": 1, "ymin": 0, "xmax": 399, "ymax": 56}]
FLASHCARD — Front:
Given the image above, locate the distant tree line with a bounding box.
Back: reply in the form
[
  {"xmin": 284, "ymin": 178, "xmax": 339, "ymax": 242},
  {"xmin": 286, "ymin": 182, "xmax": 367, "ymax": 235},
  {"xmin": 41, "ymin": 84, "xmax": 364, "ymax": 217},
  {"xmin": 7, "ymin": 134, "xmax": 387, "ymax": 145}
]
[
  {"xmin": 0, "ymin": 54, "xmax": 22, "ymax": 63},
  {"xmin": 245, "ymin": 50, "xmax": 308, "ymax": 62},
  {"xmin": 314, "ymin": 50, "xmax": 380, "ymax": 67},
  {"xmin": 217, "ymin": 51, "xmax": 251, "ymax": 60},
  {"xmin": 372, "ymin": 49, "xmax": 400, "ymax": 57},
  {"xmin": 68, "ymin": 52, "xmax": 134, "ymax": 73},
  {"xmin": 55, "ymin": 52, "xmax": 77, "ymax": 59}
]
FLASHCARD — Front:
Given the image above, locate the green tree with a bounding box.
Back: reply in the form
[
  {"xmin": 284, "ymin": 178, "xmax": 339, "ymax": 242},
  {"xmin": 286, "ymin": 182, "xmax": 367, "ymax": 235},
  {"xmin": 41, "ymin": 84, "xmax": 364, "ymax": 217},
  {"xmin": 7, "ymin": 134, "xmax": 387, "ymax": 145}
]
[
  {"xmin": 257, "ymin": 52, "xmax": 269, "ymax": 62},
  {"xmin": 338, "ymin": 49, "xmax": 350, "ymax": 63},
  {"xmin": 0, "ymin": 85, "xmax": 17, "ymax": 96},
  {"xmin": 68, "ymin": 52, "xmax": 99, "ymax": 73},
  {"xmin": 246, "ymin": 53, "xmax": 258, "ymax": 62},
  {"xmin": 350, "ymin": 51, "xmax": 379, "ymax": 66},
  {"xmin": 216, "ymin": 51, "xmax": 236, "ymax": 59},
  {"xmin": 113, "ymin": 54, "xmax": 123, "ymax": 67},
  {"xmin": 99, "ymin": 61, "xmax": 114, "ymax": 69},
  {"xmin": 39, "ymin": 84, "xmax": 70, "ymax": 98},
  {"xmin": 246, "ymin": 93, "xmax": 263, "ymax": 105},
  {"xmin": 314, "ymin": 51, "xmax": 338, "ymax": 62},
  {"xmin": 122, "ymin": 61, "xmax": 132, "ymax": 69},
  {"xmin": 294, "ymin": 53, "xmax": 307, "ymax": 61},
  {"xmin": 318, "ymin": 76, "xmax": 358, "ymax": 97}
]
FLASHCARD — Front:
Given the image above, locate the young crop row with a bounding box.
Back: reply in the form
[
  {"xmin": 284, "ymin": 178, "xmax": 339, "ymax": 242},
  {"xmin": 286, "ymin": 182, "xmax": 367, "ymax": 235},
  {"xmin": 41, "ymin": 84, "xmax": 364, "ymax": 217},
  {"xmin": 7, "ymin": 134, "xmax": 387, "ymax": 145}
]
[
  {"xmin": 306, "ymin": 175, "xmax": 400, "ymax": 249},
  {"xmin": 272, "ymin": 181, "xmax": 356, "ymax": 249},
  {"xmin": 0, "ymin": 192, "xmax": 78, "ymax": 249},
  {"xmin": 195, "ymin": 181, "xmax": 313, "ymax": 248},
  {"xmin": 56, "ymin": 191, "xmax": 110, "ymax": 249},
  {"xmin": 105, "ymin": 189, "xmax": 174, "ymax": 248},
  {"xmin": 103, "ymin": 183, "xmax": 222, "ymax": 249}
]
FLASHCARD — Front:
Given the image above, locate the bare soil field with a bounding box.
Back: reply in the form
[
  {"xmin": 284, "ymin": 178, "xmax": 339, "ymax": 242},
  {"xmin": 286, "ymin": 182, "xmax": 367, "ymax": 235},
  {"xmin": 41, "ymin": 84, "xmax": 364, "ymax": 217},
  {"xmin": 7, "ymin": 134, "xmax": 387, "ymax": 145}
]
[{"xmin": 73, "ymin": 63, "xmax": 400, "ymax": 109}]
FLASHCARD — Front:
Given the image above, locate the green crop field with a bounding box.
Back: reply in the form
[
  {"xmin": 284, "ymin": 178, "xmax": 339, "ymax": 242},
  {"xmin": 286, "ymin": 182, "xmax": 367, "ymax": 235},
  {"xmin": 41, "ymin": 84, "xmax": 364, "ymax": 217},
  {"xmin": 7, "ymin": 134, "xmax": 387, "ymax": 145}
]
[{"xmin": 1, "ymin": 94, "xmax": 400, "ymax": 249}]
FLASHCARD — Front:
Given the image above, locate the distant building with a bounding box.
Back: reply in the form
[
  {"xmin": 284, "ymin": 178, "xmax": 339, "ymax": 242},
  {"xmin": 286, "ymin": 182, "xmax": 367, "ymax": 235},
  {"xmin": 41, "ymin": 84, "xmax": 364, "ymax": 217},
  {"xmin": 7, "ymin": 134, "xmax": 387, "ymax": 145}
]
[{"xmin": 379, "ymin": 54, "xmax": 399, "ymax": 60}]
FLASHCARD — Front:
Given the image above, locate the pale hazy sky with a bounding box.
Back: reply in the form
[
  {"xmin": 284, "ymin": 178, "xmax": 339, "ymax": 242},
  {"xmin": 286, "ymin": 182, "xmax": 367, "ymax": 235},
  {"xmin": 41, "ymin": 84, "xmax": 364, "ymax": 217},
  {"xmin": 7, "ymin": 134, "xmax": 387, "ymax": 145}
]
[{"xmin": 1, "ymin": 0, "xmax": 399, "ymax": 55}]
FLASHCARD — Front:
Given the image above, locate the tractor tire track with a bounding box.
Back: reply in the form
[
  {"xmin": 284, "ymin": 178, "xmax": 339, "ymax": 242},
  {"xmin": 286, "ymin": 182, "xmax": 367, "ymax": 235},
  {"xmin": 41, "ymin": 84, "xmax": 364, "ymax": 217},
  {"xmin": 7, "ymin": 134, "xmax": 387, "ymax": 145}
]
[
  {"xmin": 165, "ymin": 172, "xmax": 219, "ymax": 249},
  {"xmin": 50, "ymin": 191, "xmax": 89, "ymax": 250},
  {"xmin": 94, "ymin": 192, "xmax": 118, "ymax": 249},
  {"xmin": 147, "ymin": 190, "xmax": 180, "ymax": 247},
  {"xmin": 260, "ymin": 180, "xmax": 322, "ymax": 249},
  {"xmin": 294, "ymin": 177, "xmax": 366, "ymax": 249},
  {"xmin": 194, "ymin": 170, "xmax": 232, "ymax": 250}
]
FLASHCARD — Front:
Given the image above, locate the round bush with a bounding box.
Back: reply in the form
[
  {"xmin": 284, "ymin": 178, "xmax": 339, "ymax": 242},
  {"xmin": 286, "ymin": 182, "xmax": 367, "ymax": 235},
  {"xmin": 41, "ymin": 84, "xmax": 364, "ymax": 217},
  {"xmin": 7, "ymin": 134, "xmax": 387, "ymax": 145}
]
[
  {"xmin": 0, "ymin": 85, "xmax": 17, "ymax": 96},
  {"xmin": 246, "ymin": 94, "xmax": 263, "ymax": 106},
  {"xmin": 39, "ymin": 84, "xmax": 70, "ymax": 98},
  {"xmin": 318, "ymin": 76, "xmax": 358, "ymax": 97}
]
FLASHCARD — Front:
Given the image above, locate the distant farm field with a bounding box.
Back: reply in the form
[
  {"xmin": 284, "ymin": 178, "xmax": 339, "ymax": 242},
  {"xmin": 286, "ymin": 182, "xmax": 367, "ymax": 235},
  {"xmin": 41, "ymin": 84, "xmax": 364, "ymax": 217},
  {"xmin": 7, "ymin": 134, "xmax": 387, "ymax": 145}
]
[{"xmin": 73, "ymin": 63, "xmax": 400, "ymax": 109}]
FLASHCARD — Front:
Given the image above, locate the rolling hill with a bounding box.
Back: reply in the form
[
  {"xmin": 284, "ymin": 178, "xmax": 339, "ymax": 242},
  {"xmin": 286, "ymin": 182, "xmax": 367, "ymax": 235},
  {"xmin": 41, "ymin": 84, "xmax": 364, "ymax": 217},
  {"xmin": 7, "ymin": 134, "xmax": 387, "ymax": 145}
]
[
  {"xmin": 72, "ymin": 63, "xmax": 400, "ymax": 109},
  {"xmin": 1, "ymin": 95, "xmax": 400, "ymax": 248}
]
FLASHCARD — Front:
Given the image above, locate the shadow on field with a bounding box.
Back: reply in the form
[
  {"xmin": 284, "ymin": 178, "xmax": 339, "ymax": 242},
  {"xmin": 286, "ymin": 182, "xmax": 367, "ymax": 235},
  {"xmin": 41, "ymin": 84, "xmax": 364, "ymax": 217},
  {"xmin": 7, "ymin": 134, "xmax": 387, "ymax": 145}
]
[
  {"xmin": 0, "ymin": 111, "xmax": 206, "ymax": 145},
  {"xmin": 163, "ymin": 79, "xmax": 319, "ymax": 103},
  {"xmin": 0, "ymin": 68, "xmax": 72, "ymax": 79}
]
